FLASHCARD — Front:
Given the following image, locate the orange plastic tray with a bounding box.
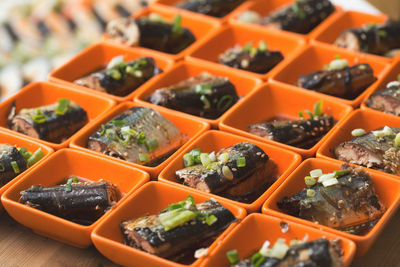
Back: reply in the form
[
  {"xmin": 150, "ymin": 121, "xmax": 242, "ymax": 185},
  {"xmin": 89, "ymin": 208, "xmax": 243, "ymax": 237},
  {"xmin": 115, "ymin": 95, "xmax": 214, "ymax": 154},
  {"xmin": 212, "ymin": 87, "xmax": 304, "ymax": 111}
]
[
  {"xmin": 262, "ymin": 158, "xmax": 400, "ymax": 256},
  {"xmin": 186, "ymin": 23, "xmax": 306, "ymax": 80},
  {"xmin": 159, "ymin": 130, "xmax": 302, "ymax": 213},
  {"xmin": 134, "ymin": 60, "xmax": 263, "ymax": 128},
  {"xmin": 49, "ymin": 42, "xmax": 174, "ymax": 102},
  {"xmin": 270, "ymin": 43, "xmax": 390, "ymax": 108},
  {"xmin": 0, "ymin": 81, "xmax": 115, "ymax": 150},
  {"xmin": 228, "ymin": 0, "xmax": 343, "ymax": 40},
  {"xmin": 310, "ymin": 11, "xmax": 391, "ymax": 63},
  {"xmin": 0, "ymin": 129, "xmax": 53, "ymax": 212},
  {"xmin": 317, "ymin": 109, "xmax": 400, "ymax": 180},
  {"xmin": 103, "ymin": 4, "xmax": 221, "ymax": 61},
  {"xmin": 70, "ymin": 101, "xmax": 210, "ymax": 178},
  {"xmin": 1, "ymin": 149, "xmax": 150, "ymax": 248},
  {"xmin": 219, "ymin": 82, "xmax": 353, "ymax": 158},
  {"xmin": 91, "ymin": 181, "xmax": 247, "ymax": 267},
  {"xmin": 361, "ymin": 58, "xmax": 400, "ymax": 116},
  {"xmin": 200, "ymin": 213, "xmax": 356, "ymax": 267}
]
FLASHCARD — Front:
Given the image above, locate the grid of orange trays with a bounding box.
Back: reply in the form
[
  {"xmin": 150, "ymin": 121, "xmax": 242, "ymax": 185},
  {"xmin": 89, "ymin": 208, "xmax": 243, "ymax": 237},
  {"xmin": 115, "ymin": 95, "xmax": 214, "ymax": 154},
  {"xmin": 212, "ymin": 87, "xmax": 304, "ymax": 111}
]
[{"xmin": 2, "ymin": 0, "xmax": 400, "ymax": 266}]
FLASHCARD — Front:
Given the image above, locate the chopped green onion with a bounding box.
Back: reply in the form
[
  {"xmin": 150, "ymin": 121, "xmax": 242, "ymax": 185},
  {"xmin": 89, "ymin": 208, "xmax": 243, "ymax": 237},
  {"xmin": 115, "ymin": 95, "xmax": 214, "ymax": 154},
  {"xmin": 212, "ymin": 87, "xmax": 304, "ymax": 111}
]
[
  {"xmin": 133, "ymin": 70, "xmax": 143, "ymax": 78},
  {"xmin": 10, "ymin": 161, "xmax": 20, "ymax": 174},
  {"xmin": 0, "ymin": 163, "xmax": 4, "ymax": 172},
  {"xmin": 32, "ymin": 114, "xmax": 46, "ymax": 124},
  {"xmin": 200, "ymin": 95, "xmax": 211, "ymax": 109},
  {"xmin": 383, "ymin": 126, "xmax": 393, "ymax": 136},
  {"xmin": 208, "ymin": 152, "xmax": 216, "ymax": 162},
  {"xmin": 291, "ymin": 1, "xmax": 306, "ymax": 19},
  {"xmin": 137, "ymin": 132, "xmax": 147, "ymax": 144},
  {"xmin": 172, "ymin": 14, "xmax": 183, "ymax": 34},
  {"xmin": 99, "ymin": 124, "xmax": 106, "ymax": 135},
  {"xmin": 112, "ymin": 120, "xmax": 126, "ymax": 126},
  {"xmin": 250, "ymin": 47, "xmax": 258, "ymax": 56},
  {"xmin": 217, "ymin": 95, "xmax": 234, "ymax": 112},
  {"xmin": 71, "ymin": 177, "xmax": 79, "ymax": 183},
  {"xmin": 307, "ymin": 189, "xmax": 316, "ymax": 198},
  {"xmin": 334, "ymin": 55, "xmax": 341, "ymax": 60},
  {"xmin": 258, "ymin": 41, "xmax": 268, "ymax": 51},
  {"xmin": 313, "ymin": 100, "xmax": 323, "ymax": 117},
  {"xmin": 358, "ymin": 65, "xmax": 367, "ymax": 70},
  {"xmin": 200, "ymin": 153, "xmax": 211, "ymax": 166},
  {"xmin": 242, "ymin": 42, "xmax": 253, "ymax": 52},
  {"xmin": 189, "ymin": 148, "xmax": 202, "ymax": 164},
  {"xmin": 183, "ymin": 153, "xmax": 195, "ymax": 167},
  {"xmin": 395, "ymin": 133, "xmax": 400, "ymax": 147},
  {"xmin": 27, "ymin": 148, "xmax": 44, "ymax": 167},
  {"xmin": 236, "ymin": 157, "xmax": 246, "ymax": 167},
  {"xmin": 145, "ymin": 138, "xmax": 159, "ymax": 152},
  {"xmin": 251, "ymin": 252, "xmax": 266, "ymax": 267},
  {"xmin": 206, "ymin": 162, "xmax": 219, "ymax": 170},
  {"xmin": 226, "ymin": 249, "xmax": 240, "ymax": 265},
  {"xmin": 65, "ymin": 183, "xmax": 72, "ymax": 192},
  {"xmin": 105, "ymin": 128, "xmax": 117, "ymax": 140},
  {"xmin": 318, "ymin": 173, "xmax": 335, "ymax": 183},
  {"xmin": 18, "ymin": 147, "xmax": 32, "ymax": 161},
  {"xmin": 309, "ymin": 169, "xmax": 323, "ymax": 178},
  {"xmin": 304, "ymin": 110, "xmax": 314, "ymax": 118},
  {"xmin": 195, "ymin": 84, "xmax": 212, "ymax": 95},
  {"xmin": 55, "ymin": 99, "xmax": 70, "ymax": 116},
  {"xmin": 322, "ymin": 178, "xmax": 339, "ymax": 187},
  {"xmin": 351, "ymin": 128, "xmax": 366, "ymax": 137},
  {"xmin": 139, "ymin": 153, "xmax": 149, "ymax": 162},
  {"xmin": 222, "ymin": 165, "xmax": 234, "ymax": 180},
  {"xmin": 125, "ymin": 65, "xmax": 135, "ymax": 75},
  {"xmin": 108, "ymin": 69, "xmax": 122, "ymax": 80},
  {"xmin": 304, "ymin": 176, "xmax": 316, "ymax": 186},
  {"xmin": 162, "ymin": 210, "xmax": 196, "ymax": 231},
  {"xmin": 107, "ymin": 55, "xmax": 124, "ymax": 70},
  {"xmin": 218, "ymin": 152, "xmax": 229, "ymax": 164},
  {"xmin": 205, "ymin": 215, "xmax": 217, "ymax": 226},
  {"xmin": 378, "ymin": 30, "xmax": 387, "ymax": 38},
  {"xmin": 398, "ymin": 74, "xmax": 400, "ymax": 82},
  {"xmin": 35, "ymin": 108, "xmax": 41, "ymax": 115},
  {"xmin": 298, "ymin": 110, "xmax": 304, "ymax": 118},
  {"xmin": 333, "ymin": 169, "xmax": 350, "ymax": 178}
]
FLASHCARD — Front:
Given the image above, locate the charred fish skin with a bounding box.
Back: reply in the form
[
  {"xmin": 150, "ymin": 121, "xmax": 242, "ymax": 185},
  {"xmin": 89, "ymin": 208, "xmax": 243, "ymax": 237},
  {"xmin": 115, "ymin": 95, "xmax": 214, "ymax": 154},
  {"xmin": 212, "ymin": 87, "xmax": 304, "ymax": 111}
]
[
  {"xmin": 106, "ymin": 17, "xmax": 196, "ymax": 54},
  {"xmin": 219, "ymin": 47, "xmax": 284, "ymax": 74},
  {"xmin": 334, "ymin": 127, "xmax": 400, "ymax": 174},
  {"xmin": 262, "ymin": 0, "xmax": 335, "ymax": 34},
  {"xmin": 0, "ymin": 144, "xmax": 27, "ymax": 186},
  {"xmin": 87, "ymin": 107, "xmax": 183, "ymax": 166},
  {"xmin": 147, "ymin": 72, "xmax": 239, "ymax": 119},
  {"xmin": 176, "ymin": 0, "xmax": 245, "ymax": 18},
  {"xmin": 175, "ymin": 142, "xmax": 270, "ymax": 195},
  {"xmin": 20, "ymin": 181, "xmax": 120, "ymax": 225},
  {"xmin": 121, "ymin": 199, "xmax": 236, "ymax": 259},
  {"xmin": 297, "ymin": 63, "xmax": 377, "ymax": 99},
  {"xmin": 334, "ymin": 20, "xmax": 400, "ymax": 57},
  {"xmin": 74, "ymin": 57, "xmax": 162, "ymax": 97},
  {"xmin": 7, "ymin": 101, "xmax": 88, "ymax": 144},
  {"xmin": 249, "ymin": 116, "xmax": 334, "ymax": 148},
  {"xmin": 278, "ymin": 167, "xmax": 385, "ymax": 235},
  {"xmin": 366, "ymin": 82, "xmax": 400, "ymax": 116}
]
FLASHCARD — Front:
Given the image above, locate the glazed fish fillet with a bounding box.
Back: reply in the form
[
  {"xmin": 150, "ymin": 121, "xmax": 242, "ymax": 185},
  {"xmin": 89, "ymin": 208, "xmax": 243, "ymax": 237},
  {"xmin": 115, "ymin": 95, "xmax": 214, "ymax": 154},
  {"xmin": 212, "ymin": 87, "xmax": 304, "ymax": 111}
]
[
  {"xmin": 366, "ymin": 81, "xmax": 400, "ymax": 116},
  {"xmin": 176, "ymin": 0, "xmax": 245, "ymax": 17}
]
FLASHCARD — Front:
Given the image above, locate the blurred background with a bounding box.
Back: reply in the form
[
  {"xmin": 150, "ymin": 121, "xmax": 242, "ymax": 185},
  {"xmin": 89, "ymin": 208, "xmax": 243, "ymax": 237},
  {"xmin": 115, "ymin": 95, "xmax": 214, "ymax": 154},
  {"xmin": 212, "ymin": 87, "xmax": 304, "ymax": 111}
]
[{"xmin": 0, "ymin": 0, "xmax": 382, "ymax": 101}]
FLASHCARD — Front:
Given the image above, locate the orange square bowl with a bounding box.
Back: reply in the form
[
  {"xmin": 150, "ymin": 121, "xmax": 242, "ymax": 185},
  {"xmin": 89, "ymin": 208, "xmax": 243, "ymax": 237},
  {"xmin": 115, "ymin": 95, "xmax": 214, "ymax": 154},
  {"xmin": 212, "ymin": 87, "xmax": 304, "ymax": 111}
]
[
  {"xmin": 49, "ymin": 42, "xmax": 174, "ymax": 103},
  {"xmin": 1, "ymin": 149, "xmax": 149, "ymax": 248},
  {"xmin": 104, "ymin": 5, "xmax": 221, "ymax": 61},
  {"xmin": 317, "ymin": 109, "xmax": 400, "ymax": 180},
  {"xmin": 310, "ymin": 11, "xmax": 391, "ymax": 63},
  {"xmin": 361, "ymin": 58, "xmax": 400, "ymax": 116},
  {"xmin": 262, "ymin": 158, "xmax": 400, "ymax": 256},
  {"xmin": 159, "ymin": 130, "xmax": 302, "ymax": 213},
  {"xmin": 0, "ymin": 129, "xmax": 53, "ymax": 212},
  {"xmin": 219, "ymin": 82, "xmax": 353, "ymax": 158},
  {"xmin": 134, "ymin": 60, "xmax": 263, "ymax": 128},
  {"xmin": 0, "ymin": 81, "xmax": 116, "ymax": 150},
  {"xmin": 70, "ymin": 102, "xmax": 210, "ymax": 178},
  {"xmin": 200, "ymin": 213, "xmax": 356, "ymax": 267},
  {"xmin": 186, "ymin": 23, "xmax": 306, "ymax": 80},
  {"xmin": 91, "ymin": 181, "xmax": 247, "ymax": 267},
  {"xmin": 270, "ymin": 43, "xmax": 390, "ymax": 108},
  {"xmin": 227, "ymin": 0, "xmax": 343, "ymax": 40}
]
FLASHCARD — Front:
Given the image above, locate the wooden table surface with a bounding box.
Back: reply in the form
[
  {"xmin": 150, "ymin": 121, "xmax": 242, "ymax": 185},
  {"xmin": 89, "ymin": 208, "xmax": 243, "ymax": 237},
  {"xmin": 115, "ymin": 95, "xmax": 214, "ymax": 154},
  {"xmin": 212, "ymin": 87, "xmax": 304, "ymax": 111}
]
[{"xmin": 0, "ymin": 210, "xmax": 399, "ymax": 267}]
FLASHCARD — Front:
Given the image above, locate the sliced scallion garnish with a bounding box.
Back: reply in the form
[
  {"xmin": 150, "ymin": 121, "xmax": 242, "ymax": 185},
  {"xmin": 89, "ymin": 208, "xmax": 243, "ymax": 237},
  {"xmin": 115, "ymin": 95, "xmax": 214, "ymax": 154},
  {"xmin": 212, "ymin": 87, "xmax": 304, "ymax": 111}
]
[
  {"xmin": 195, "ymin": 84, "xmax": 212, "ymax": 95},
  {"xmin": 55, "ymin": 99, "xmax": 70, "ymax": 116},
  {"xmin": 306, "ymin": 189, "xmax": 315, "ymax": 198},
  {"xmin": 200, "ymin": 153, "xmax": 211, "ymax": 166},
  {"xmin": 236, "ymin": 157, "xmax": 246, "ymax": 167},
  {"xmin": 108, "ymin": 69, "xmax": 122, "ymax": 80},
  {"xmin": 139, "ymin": 153, "xmax": 149, "ymax": 162},
  {"xmin": 333, "ymin": 169, "xmax": 350, "ymax": 178},
  {"xmin": 0, "ymin": 163, "xmax": 4, "ymax": 172},
  {"xmin": 258, "ymin": 41, "xmax": 268, "ymax": 52},
  {"xmin": 304, "ymin": 176, "xmax": 316, "ymax": 186},
  {"xmin": 32, "ymin": 114, "xmax": 46, "ymax": 124},
  {"xmin": 395, "ymin": 133, "xmax": 400, "ymax": 147},
  {"xmin": 27, "ymin": 148, "xmax": 44, "ymax": 167},
  {"xmin": 172, "ymin": 14, "xmax": 183, "ymax": 34},
  {"xmin": 226, "ymin": 249, "xmax": 240, "ymax": 265},
  {"xmin": 99, "ymin": 124, "xmax": 106, "ymax": 135},
  {"xmin": 137, "ymin": 132, "xmax": 147, "ymax": 144},
  {"xmin": 10, "ymin": 161, "xmax": 20, "ymax": 174},
  {"xmin": 200, "ymin": 95, "xmax": 211, "ymax": 109},
  {"xmin": 313, "ymin": 100, "xmax": 323, "ymax": 117},
  {"xmin": 183, "ymin": 153, "xmax": 195, "ymax": 167},
  {"xmin": 217, "ymin": 95, "xmax": 234, "ymax": 112},
  {"xmin": 112, "ymin": 120, "xmax": 126, "ymax": 126},
  {"xmin": 145, "ymin": 138, "xmax": 159, "ymax": 152},
  {"xmin": 205, "ymin": 215, "xmax": 217, "ymax": 226}
]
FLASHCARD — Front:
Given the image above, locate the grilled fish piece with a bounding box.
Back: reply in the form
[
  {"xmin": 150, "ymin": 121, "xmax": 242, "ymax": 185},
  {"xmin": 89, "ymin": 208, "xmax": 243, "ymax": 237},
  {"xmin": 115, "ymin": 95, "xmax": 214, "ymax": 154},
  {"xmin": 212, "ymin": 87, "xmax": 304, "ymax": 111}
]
[
  {"xmin": 87, "ymin": 107, "xmax": 184, "ymax": 166},
  {"xmin": 234, "ymin": 238, "xmax": 343, "ymax": 267},
  {"xmin": 121, "ymin": 199, "xmax": 236, "ymax": 259},
  {"xmin": 147, "ymin": 72, "xmax": 239, "ymax": 119},
  {"xmin": 74, "ymin": 57, "xmax": 162, "ymax": 97},
  {"xmin": 176, "ymin": 143, "xmax": 274, "ymax": 201},
  {"xmin": 20, "ymin": 180, "xmax": 120, "ymax": 225},
  {"xmin": 297, "ymin": 63, "xmax": 377, "ymax": 99},
  {"xmin": 262, "ymin": 0, "xmax": 335, "ymax": 34},
  {"xmin": 218, "ymin": 45, "xmax": 284, "ymax": 74},
  {"xmin": 0, "ymin": 144, "xmax": 27, "ymax": 186},
  {"xmin": 7, "ymin": 101, "xmax": 88, "ymax": 144},
  {"xmin": 334, "ymin": 127, "xmax": 400, "ymax": 174},
  {"xmin": 106, "ymin": 17, "xmax": 196, "ymax": 54},
  {"xmin": 176, "ymin": 0, "xmax": 245, "ymax": 18},
  {"xmin": 278, "ymin": 167, "xmax": 385, "ymax": 235},
  {"xmin": 249, "ymin": 116, "xmax": 334, "ymax": 149},
  {"xmin": 366, "ymin": 81, "xmax": 400, "ymax": 116},
  {"xmin": 334, "ymin": 20, "xmax": 400, "ymax": 57}
]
